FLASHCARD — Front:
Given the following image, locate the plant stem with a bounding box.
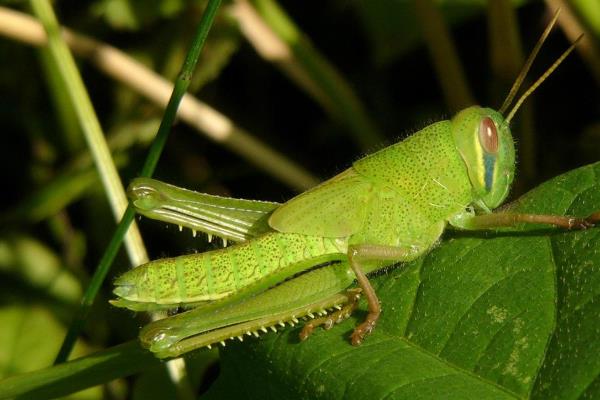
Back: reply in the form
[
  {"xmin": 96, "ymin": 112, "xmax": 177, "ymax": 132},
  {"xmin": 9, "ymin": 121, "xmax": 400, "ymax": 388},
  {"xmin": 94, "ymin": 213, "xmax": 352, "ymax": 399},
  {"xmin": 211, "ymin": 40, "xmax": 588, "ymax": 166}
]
[{"xmin": 52, "ymin": 0, "xmax": 223, "ymax": 365}]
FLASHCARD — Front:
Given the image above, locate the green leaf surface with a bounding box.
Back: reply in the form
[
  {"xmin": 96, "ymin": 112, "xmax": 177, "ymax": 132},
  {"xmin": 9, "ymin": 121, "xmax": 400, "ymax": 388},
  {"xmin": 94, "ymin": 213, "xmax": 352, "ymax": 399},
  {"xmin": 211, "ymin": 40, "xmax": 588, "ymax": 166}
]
[
  {"xmin": 2, "ymin": 163, "xmax": 597, "ymax": 399},
  {"xmin": 205, "ymin": 162, "xmax": 600, "ymax": 399},
  {"xmin": 0, "ymin": 341, "xmax": 156, "ymax": 400},
  {"xmin": 0, "ymin": 305, "xmax": 100, "ymax": 399}
]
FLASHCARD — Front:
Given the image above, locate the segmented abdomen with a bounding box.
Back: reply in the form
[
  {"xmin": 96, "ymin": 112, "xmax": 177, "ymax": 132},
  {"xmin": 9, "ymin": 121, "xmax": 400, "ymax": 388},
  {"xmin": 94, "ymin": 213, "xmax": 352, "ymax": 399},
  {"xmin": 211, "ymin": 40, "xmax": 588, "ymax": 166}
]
[{"xmin": 114, "ymin": 232, "xmax": 346, "ymax": 307}]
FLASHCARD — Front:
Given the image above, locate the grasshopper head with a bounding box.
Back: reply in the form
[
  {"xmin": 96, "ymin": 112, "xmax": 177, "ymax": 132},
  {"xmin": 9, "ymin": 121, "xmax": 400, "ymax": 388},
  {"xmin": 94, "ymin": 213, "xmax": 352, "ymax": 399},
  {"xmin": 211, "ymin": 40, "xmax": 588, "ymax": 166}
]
[
  {"xmin": 450, "ymin": 11, "xmax": 581, "ymax": 211},
  {"xmin": 451, "ymin": 106, "xmax": 515, "ymax": 210}
]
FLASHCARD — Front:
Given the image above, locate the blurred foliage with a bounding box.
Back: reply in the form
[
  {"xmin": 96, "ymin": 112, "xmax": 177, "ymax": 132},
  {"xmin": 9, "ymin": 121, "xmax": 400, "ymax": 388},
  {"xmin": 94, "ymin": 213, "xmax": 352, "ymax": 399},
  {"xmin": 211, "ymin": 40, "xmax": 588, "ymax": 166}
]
[{"xmin": 0, "ymin": 0, "xmax": 598, "ymax": 398}]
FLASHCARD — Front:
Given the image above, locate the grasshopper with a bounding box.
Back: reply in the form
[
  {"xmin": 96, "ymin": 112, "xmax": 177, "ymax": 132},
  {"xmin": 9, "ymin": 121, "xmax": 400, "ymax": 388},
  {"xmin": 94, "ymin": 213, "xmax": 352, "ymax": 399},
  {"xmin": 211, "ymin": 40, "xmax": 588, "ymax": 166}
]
[{"xmin": 112, "ymin": 12, "xmax": 598, "ymax": 359}]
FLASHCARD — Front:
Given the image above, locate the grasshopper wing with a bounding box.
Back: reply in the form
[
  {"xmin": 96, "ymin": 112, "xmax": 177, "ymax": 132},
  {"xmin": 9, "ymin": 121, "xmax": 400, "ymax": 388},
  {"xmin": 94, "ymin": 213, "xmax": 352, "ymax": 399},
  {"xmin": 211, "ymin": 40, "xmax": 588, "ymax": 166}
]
[
  {"xmin": 269, "ymin": 168, "xmax": 372, "ymax": 237},
  {"xmin": 128, "ymin": 178, "xmax": 279, "ymax": 242}
]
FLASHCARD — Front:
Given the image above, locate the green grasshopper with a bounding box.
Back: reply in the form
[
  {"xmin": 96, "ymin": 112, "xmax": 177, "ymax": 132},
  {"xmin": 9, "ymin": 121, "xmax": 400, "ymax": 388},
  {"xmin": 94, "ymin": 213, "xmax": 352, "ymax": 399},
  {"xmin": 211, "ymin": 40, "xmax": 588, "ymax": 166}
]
[{"xmin": 112, "ymin": 13, "xmax": 598, "ymax": 359}]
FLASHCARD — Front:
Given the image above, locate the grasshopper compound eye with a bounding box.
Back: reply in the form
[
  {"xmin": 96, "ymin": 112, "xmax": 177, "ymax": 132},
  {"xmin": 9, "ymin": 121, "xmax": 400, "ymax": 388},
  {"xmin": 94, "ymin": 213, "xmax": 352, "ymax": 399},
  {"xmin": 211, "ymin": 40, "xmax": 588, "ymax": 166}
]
[{"xmin": 479, "ymin": 117, "xmax": 498, "ymax": 154}]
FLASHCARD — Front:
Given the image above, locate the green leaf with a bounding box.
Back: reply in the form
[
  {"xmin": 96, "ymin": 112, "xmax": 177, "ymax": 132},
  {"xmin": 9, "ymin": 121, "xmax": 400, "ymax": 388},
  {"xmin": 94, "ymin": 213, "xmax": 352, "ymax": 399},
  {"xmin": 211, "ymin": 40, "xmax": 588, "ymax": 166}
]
[
  {"xmin": 206, "ymin": 162, "xmax": 600, "ymax": 399},
  {"xmin": 0, "ymin": 341, "xmax": 157, "ymax": 399},
  {"xmin": 2, "ymin": 163, "xmax": 596, "ymax": 399},
  {"xmin": 0, "ymin": 305, "xmax": 101, "ymax": 399},
  {"xmin": 0, "ymin": 236, "xmax": 82, "ymax": 305}
]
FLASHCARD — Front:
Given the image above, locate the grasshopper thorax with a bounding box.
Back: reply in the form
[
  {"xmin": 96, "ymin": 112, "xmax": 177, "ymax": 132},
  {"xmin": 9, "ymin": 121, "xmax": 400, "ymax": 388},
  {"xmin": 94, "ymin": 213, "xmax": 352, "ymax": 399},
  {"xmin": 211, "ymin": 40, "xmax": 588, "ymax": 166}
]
[{"xmin": 451, "ymin": 106, "xmax": 515, "ymax": 211}]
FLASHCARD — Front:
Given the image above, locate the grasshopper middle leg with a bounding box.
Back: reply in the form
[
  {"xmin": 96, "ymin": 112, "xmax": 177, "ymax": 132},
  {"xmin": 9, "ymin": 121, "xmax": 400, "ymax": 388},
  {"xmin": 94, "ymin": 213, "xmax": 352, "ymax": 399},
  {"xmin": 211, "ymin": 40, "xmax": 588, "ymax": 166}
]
[{"xmin": 347, "ymin": 244, "xmax": 422, "ymax": 345}]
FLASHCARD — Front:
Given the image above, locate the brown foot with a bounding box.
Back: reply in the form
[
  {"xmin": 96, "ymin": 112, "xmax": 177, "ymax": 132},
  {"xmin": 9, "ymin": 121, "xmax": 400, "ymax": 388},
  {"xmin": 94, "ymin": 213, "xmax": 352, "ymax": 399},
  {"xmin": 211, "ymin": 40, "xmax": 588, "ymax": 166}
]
[
  {"xmin": 299, "ymin": 289, "xmax": 362, "ymax": 341},
  {"xmin": 350, "ymin": 312, "xmax": 378, "ymax": 346},
  {"xmin": 584, "ymin": 212, "xmax": 600, "ymax": 227},
  {"xmin": 565, "ymin": 215, "xmax": 596, "ymax": 229}
]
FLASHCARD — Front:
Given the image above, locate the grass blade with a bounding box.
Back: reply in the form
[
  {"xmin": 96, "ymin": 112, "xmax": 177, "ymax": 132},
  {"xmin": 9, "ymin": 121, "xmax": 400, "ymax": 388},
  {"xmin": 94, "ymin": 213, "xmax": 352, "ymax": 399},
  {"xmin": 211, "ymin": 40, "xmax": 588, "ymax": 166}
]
[{"xmin": 52, "ymin": 0, "xmax": 223, "ymax": 364}]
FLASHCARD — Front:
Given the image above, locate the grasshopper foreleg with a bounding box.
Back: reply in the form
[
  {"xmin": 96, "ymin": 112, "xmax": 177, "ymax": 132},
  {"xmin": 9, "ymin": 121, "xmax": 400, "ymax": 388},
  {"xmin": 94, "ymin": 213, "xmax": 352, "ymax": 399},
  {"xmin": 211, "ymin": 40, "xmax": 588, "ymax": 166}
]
[{"xmin": 451, "ymin": 210, "xmax": 600, "ymax": 230}]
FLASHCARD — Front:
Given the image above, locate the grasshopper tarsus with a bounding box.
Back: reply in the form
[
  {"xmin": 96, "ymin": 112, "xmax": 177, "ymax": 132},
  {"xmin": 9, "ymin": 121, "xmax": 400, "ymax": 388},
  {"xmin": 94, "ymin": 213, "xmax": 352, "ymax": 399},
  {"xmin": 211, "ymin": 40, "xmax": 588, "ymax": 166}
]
[
  {"xmin": 298, "ymin": 325, "xmax": 314, "ymax": 341},
  {"xmin": 350, "ymin": 315, "xmax": 377, "ymax": 346},
  {"xmin": 584, "ymin": 212, "xmax": 600, "ymax": 227},
  {"xmin": 570, "ymin": 218, "xmax": 595, "ymax": 230},
  {"xmin": 548, "ymin": 215, "xmax": 597, "ymax": 230}
]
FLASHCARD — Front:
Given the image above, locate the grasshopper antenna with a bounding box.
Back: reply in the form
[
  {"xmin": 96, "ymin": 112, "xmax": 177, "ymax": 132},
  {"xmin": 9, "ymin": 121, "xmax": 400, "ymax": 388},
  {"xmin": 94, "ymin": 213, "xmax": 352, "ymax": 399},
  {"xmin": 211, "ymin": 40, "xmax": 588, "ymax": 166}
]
[
  {"xmin": 499, "ymin": 8, "xmax": 561, "ymax": 115},
  {"xmin": 506, "ymin": 33, "xmax": 583, "ymax": 124}
]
